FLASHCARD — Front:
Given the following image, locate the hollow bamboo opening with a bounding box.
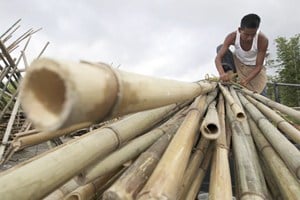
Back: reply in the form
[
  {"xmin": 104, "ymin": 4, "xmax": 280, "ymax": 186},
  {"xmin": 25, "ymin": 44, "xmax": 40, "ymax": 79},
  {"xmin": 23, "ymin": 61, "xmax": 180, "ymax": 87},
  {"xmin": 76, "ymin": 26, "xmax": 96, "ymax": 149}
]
[
  {"xmin": 21, "ymin": 67, "xmax": 70, "ymax": 130},
  {"xmin": 205, "ymin": 123, "xmax": 218, "ymax": 134}
]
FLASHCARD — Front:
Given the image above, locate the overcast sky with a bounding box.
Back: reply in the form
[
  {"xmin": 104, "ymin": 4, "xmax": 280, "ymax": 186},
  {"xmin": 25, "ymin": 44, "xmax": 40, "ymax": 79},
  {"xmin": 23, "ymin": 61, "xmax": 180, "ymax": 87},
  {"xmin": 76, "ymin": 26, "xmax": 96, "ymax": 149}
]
[{"xmin": 1, "ymin": 0, "xmax": 299, "ymax": 81}]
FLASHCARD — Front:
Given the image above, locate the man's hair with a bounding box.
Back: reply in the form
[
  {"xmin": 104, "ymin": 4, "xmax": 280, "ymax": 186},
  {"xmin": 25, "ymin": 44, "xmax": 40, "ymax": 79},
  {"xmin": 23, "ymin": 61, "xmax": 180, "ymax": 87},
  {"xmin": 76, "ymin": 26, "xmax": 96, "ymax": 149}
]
[{"xmin": 240, "ymin": 14, "xmax": 261, "ymax": 29}]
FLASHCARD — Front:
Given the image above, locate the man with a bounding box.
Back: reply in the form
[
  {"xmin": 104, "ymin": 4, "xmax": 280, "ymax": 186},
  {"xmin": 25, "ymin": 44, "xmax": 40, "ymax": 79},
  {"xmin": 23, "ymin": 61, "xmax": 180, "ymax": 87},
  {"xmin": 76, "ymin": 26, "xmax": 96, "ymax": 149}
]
[{"xmin": 215, "ymin": 13, "xmax": 268, "ymax": 95}]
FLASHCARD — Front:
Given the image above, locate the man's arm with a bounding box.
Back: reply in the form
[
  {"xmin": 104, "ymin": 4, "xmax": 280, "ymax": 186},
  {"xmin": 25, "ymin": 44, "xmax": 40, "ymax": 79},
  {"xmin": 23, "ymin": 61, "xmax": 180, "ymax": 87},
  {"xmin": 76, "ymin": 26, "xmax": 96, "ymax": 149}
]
[
  {"xmin": 240, "ymin": 33, "xmax": 268, "ymax": 86},
  {"xmin": 215, "ymin": 32, "xmax": 235, "ymax": 81}
]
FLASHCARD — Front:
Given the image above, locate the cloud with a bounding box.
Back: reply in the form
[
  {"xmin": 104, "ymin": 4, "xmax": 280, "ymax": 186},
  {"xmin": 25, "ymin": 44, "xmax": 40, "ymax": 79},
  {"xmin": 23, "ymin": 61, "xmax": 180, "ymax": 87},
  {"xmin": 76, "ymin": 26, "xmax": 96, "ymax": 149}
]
[{"xmin": 1, "ymin": 0, "xmax": 299, "ymax": 82}]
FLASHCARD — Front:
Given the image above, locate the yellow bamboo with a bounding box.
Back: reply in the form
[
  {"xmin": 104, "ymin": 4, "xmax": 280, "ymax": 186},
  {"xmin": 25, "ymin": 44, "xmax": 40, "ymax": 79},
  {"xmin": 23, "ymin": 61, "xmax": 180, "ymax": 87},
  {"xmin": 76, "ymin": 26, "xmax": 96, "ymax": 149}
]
[
  {"xmin": 200, "ymin": 100, "xmax": 221, "ymax": 140},
  {"xmin": 226, "ymin": 101, "xmax": 267, "ymax": 200},
  {"xmin": 20, "ymin": 58, "xmax": 216, "ymax": 131},
  {"xmin": 102, "ymin": 109, "xmax": 187, "ymax": 200},
  {"xmin": 245, "ymin": 95, "xmax": 300, "ymax": 144},
  {"xmin": 43, "ymin": 179, "xmax": 79, "ymax": 200},
  {"xmin": 0, "ymin": 104, "xmax": 178, "ymax": 200},
  {"xmin": 218, "ymin": 83, "xmax": 245, "ymax": 121},
  {"xmin": 209, "ymin": 94, "xmax": 232, "ymax": 200},
  {"xmin": 185, "ymin": 144, "xmax": 213, "ymax": 200},
  {"xmin": 137, "ymin": 92, "xmax": 216, "ymax": 200},
  {"xmin": 239, "ymin": 93, "xmax": 300, "ymax": 179},
  {"xmin": 240, "ymin": 87, "xmax": 300, "ymax": 123},
  {"xmin": 177, "ymin": 137, "xmax": 210, "ymax": 200},
  {"xmin": 248, "ymin": 118, "xmax": 300, "ymax": 199},
  {"xmin": 77, "ymin": 110, "xmax": 185, "ymax": 185}
]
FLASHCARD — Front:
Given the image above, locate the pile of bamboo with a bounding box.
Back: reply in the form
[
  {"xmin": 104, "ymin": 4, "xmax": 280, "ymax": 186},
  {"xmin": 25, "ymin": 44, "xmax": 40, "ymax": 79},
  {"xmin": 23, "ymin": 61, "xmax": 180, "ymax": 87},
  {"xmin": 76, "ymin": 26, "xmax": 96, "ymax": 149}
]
[{"xmin": 0, "ymin": 57, "xmax": 299, "ymax": 200}]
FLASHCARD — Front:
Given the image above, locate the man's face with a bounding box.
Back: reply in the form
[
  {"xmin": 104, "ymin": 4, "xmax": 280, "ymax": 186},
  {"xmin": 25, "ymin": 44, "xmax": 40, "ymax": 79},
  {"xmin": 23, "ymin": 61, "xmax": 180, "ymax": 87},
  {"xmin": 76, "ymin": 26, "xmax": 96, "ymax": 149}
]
[{"xmin": 239, "ymin": 27, "xmax": 258, "ymax": 43}]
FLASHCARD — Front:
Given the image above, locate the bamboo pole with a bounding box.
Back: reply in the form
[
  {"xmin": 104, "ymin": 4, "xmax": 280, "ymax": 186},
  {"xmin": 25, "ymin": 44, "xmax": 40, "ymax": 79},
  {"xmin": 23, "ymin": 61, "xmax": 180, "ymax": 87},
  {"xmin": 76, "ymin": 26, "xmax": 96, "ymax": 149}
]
[
  {"xmin": 185, "ymin": 144, "xmax": 213, "ymax": 200},
  {"xmin": 137, "ymin": 90, "xmax": 217, "ymax": 200},
  {"xmin": 238, "ymin": 93, "xmax": 300, "ymax": 179},
  {"xmin": 240, "ymin": 87, "xmax": 300, "ymax": 123},
  {"xmin": 248, "ymin": 118, "xmax": 300, "ymax": 199},
  {"xmin": 20, "ymin": 58, "xmax": 216, "ymax": 131},
  {"xmin": 102, "ymin": 110, "xmax": 187, "ymax": 200},
  {"xmin": 0, "ymin": 104, "xmax": 177, "ymax": 200},
  {"xmin": 209, "ymin": 94, "xmax": 232, "ymax": 200},
  {"xmin": 200, "ymin": 100, "xmax": 221, "ymax": 140},
  {"xmin": 245, "ymin": 95, "xmax": 300, "ymax": 144},
  {"xmin": 177, "ymin": 137, "xmax": 210, "ymax": 200},
  {"xmin": 218, "ymin": 83, "xmax": 245, "ymax": 121},
  {"xmin": 226, "ymin": 101, "xmax": 267, "ymax": 200},
  {"xmin": 77, "ymin": 110, "xmax": 184, "ymax": 185},
  {"xmin": 43, "ymin": 179, "xmax": 79, "ymax": 200},
  {"xmin": 0, "ymin": 96, "xmax": 21, "ymax": 161}
]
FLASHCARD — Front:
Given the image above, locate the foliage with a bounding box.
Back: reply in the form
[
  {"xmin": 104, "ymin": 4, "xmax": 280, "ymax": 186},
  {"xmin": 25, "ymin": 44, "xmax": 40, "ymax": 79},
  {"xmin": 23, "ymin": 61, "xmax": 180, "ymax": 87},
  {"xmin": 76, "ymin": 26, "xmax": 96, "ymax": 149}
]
[{"xmin": 270, "ymin": 34, "xmax": 300, "ymax": 107}]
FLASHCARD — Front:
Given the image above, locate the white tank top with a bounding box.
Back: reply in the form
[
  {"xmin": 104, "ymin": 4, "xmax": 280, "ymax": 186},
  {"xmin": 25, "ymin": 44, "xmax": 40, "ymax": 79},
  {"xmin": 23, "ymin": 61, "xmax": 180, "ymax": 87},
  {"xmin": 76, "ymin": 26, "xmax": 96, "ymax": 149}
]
[{"xmin": 234, "ymin": 30, "xmax": 259, "ymax": 65}]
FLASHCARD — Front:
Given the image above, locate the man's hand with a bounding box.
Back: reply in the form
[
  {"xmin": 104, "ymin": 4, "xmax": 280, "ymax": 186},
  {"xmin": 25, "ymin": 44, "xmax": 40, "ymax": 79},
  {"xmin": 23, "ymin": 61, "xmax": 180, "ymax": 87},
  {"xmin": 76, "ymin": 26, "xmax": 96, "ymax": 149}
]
[
  {"xmin": 219, "ymin": 72, "xmax": 230, "ymax": 82},
  {"xmin": 239, "ymin": 79, "xmax": 248, "ymax": 87}
]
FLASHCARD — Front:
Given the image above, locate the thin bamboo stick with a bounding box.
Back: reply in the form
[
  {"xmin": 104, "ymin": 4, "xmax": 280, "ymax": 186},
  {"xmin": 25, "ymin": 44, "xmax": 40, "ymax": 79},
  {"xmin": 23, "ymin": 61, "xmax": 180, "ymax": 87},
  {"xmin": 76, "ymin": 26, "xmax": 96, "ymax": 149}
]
[
  {"xmin": 240, "ymin": 87, "xmax": 300, "ymax": 123},
  {"xmin": 209, "ymin": 94, "xmax": 232, "ymax": 200},
  {"xmin": 20, "ymin": 58, "xmax": 216, "ymax": 131},
  {"xmin": 200, "ymin": 100, "xmax": 221, "ymax": 140},
  {"xmin": 0, "ymin": 96, "xmax": 21, "ymax": 161},
  {"xmin": 0, "ymin": 104, "xmax": 177, "ymax": 200},
  {"xmin": 248, "ymin": 118, "xmax": 300, "ymax": 199},
  {"xmin": 137, "ymin": 91, "xmax": 217, "ymax": 200},
  {"xmin": 238, "ymin": 93, "xmax": 300, "ymax": 179},
  {"xmin": 245, "ymin": 95, "xmax": 300, "ymax": 144}
]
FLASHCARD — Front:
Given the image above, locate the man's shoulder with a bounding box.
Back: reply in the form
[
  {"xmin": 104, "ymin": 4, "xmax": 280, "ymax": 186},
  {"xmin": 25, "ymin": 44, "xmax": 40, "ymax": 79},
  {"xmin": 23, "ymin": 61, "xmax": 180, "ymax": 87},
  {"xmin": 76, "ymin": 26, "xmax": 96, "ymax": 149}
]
[{"xmin": 225, "ymin": 31, "xmax": 237, "ymax": 45}]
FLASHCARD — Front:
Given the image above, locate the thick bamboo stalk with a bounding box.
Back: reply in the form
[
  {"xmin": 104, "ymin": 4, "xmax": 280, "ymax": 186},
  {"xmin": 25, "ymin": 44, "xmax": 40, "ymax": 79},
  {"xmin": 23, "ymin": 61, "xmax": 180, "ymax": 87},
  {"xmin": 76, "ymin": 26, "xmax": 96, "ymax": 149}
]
[
  {"xmin": 248, "ymin": 118, "xmax": 300, "ymax": 199},
  {"xmin": 185, "ymin": 144, "xmax": 213, "ymax": 200},
  {"xmin": 102, "ymin": 110, "xmax": 186, "ymax": 200},
  {"xmin": 200, "ymin": 100, "xmax": 221, "ymax": 140},
  {"xmin": 240, "ymin": 87, "xmax": 300, "ymax": 123},
  {"xmin": 238, "ymin": 93, "xmax": 300, "ymax": 179},
  {"xmin": 137, "ymin": 91, "xmax": 217, "ymax": 200},
  {"xmin": 77, "ymin": 111, "xmax": 184, "ymax": 185},
  {"xmin": 20, "ymin": 58, "xmax": 216, "ymax": 131},
  {"xmin": 209, "ymin": 94, "xmax": 232, "ymax": 200},
  {"xmin": 245, "ymin": 95, "xmax": 300, "ymax": 144},
  {"xmin": 177, "ymin": 137, "xmax": 210, "ymax": 200},
  {"xmin": 218, "ymin": 83, "xmax": 245, "ymax": 121},
  {"xmin": 226, "ymin": 101, "xmax": 267, "ymax": 200},
  {"xmin": 0, "ymin": 104, "xmax": 177, "ymax": 200}
]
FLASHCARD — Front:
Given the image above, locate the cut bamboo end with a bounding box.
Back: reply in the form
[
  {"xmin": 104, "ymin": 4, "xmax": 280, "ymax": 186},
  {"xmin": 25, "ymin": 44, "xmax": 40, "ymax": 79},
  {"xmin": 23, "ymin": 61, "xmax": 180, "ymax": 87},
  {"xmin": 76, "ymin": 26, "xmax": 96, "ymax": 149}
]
[
  {"xmin": 20, "ymin": 58, "xmax": 118, "ymax": 131},
  {"xmin": 201, "ymin": 123, "xmax": 220, "ymax": 140}
]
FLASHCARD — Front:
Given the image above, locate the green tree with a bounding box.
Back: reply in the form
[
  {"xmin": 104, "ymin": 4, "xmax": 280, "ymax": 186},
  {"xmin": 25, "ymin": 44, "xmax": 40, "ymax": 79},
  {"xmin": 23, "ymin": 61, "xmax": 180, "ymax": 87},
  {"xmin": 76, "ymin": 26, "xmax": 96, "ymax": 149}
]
[{"xmin": 272, "ymin": 34, "xmax": 300, "ymax": 106}]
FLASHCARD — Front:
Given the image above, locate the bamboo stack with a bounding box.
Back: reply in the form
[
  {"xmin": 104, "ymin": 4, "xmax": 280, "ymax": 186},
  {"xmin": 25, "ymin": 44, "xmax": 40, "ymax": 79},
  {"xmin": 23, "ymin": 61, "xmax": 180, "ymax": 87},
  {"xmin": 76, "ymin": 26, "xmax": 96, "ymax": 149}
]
[{"xmin": 0, "ymin": 32, "xmax": 300, "ymax": 200}]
